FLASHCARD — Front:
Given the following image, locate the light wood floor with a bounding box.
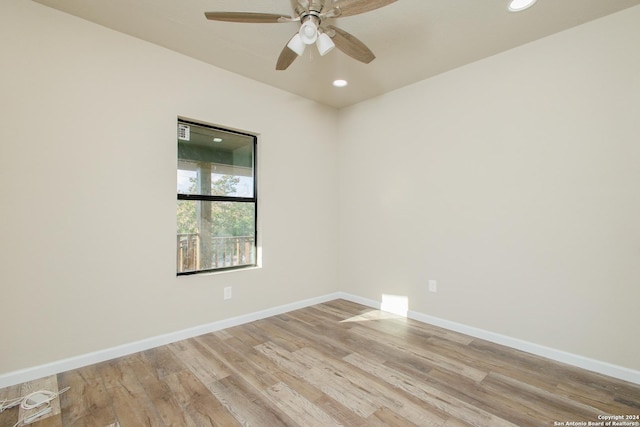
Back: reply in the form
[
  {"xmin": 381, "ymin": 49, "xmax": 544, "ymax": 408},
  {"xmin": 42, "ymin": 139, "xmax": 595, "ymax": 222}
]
[{"xmin": 1, "ymin": 299, "xmax": 639, "ymax": 426}]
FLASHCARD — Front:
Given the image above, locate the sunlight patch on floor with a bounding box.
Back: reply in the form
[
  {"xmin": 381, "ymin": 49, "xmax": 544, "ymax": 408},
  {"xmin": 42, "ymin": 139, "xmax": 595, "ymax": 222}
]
[
  {"xmin": 340, "ymin": 309, "xmax": 405, "ymax": 323},
  {"xmin": 340, "ymin": 294, "xmax": 409, "ymax": 322}
]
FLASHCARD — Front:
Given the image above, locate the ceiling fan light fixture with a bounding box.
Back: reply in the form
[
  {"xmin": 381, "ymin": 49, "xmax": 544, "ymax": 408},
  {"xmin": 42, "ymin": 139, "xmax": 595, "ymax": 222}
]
[
  {"xmin": 204, "ymin": 0, "xmax": 394, "ymax": 71},
  {"xmin": 287, "ymin": 33, "xmax": 306, "ymax": 56},
  {"xmin": 299, "ymin": 20, "xmax": 319, "ymax": 45},
  {"xmin": 508, "ymin": 0, "xmax": 537, "ymax": 12},
  {"xmin": 316, "ymin": 33, "xmax": 335, "ymax": 56}
]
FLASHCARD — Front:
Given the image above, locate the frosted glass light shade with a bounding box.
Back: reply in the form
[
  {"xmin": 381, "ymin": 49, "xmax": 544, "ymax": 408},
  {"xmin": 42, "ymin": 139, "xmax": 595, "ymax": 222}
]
[
  {"xmin": 299, "ymin": 20, "xmax": 318, "ymax": 45},
  {"xmin": 316, "ymin": 33, "xmax": 335, "ymax": 56},
  {"xmin": 287, "ymin": 34, "xmax": 306, "ymax": 56}
]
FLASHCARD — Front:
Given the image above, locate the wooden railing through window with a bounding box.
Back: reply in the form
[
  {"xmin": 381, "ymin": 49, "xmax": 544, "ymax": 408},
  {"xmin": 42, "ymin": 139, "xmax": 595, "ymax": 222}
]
[
  {"xmin": 177, "ymin": 233, "xmax": 199, "ymax": 272},
  {"xmin": 177, "ymin": 234, "xmax": 255, "ymax": 273}
]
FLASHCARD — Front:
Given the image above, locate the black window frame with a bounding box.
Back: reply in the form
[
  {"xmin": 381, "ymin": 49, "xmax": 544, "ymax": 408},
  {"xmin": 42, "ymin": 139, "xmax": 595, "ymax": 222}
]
[{"xmin": 177, "ymin": 118, "xmax": 258, "ymax": 276}]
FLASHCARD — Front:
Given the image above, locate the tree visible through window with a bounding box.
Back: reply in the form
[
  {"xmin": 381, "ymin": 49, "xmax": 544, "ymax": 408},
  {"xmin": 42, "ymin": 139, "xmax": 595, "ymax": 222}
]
[{"xmin": 177, "ymin": 119, "xmax": 257, "ymax": 275}]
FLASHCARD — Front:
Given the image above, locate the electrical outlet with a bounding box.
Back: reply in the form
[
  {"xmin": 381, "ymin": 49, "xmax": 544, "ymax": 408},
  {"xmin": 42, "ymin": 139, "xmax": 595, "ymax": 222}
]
[
  {"xmin": 224, "ymin": 286, "xmax": 232, "ymax": 300},
  {"xmin": 428, "ymin": 280, "xmax": 437, "ymax": 293}
]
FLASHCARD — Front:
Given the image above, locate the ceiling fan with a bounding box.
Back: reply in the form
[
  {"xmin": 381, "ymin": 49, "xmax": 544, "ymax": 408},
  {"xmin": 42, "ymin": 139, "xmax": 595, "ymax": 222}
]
[{"xmin": 204, "ymin": 0, "xmax": 398, "ymax": 70}]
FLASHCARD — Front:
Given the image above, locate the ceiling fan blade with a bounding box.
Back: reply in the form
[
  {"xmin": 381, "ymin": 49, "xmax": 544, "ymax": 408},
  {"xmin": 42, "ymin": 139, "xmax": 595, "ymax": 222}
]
[
  {"xmin": 276, "ymin": 43, "xmax": 298, "ymax": 70},
  {"xmin": 326, "ymin": 25, "xmax": 375, "ymax": 64},
  {"xmin": 329, "ymin": 0, "xmax": 398, "ymax": 17},
  {"xmin": 204, "ymin": 12, "xmax": 292, "ymax": 23}
]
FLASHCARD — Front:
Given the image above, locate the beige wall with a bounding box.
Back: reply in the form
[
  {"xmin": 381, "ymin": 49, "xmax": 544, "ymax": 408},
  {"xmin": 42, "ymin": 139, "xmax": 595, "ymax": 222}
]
[
  {"xmin": 0, "ymin": 0, "xmax": 339, "ymax": 374},
  {"xmin": 338, "ymin": 6, "xmax": 640, "ymax": 371}
]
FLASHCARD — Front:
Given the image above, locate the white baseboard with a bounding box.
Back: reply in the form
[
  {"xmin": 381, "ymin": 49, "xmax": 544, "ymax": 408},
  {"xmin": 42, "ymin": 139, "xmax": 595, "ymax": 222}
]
[
  {"xmin": 0, "ymin": 292, "xmax": 342, "ymax": 389},
  {"xmin": 1, "ymin": 291, "xmax": 638, "ymax": 388},
  {"xmin": 337, "ymin": 292, "xmax": 640, "ymax": 385}
]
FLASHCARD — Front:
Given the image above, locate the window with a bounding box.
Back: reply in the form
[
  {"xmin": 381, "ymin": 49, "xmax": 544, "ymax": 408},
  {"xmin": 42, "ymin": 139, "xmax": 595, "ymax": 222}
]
[{"xmin": 177, "ymin": 119, "xmax": 257, "ymax": 275}]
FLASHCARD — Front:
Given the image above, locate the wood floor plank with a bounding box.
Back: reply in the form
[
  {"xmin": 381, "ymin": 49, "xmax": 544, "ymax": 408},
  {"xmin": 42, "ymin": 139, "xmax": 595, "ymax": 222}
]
[
  {"xmin": 554, "ymin": 367, "xmax": 640, "ymax": 412},
  {"xmin": 108, "ymin": 385, "xmax": 164, "ymax": 427},
  {"xmin": 250, "ymin": 316, "xmax": 309, "ymax": 353},
  {"xmin": 467, "ymin": 338, "xmax": 564, "ymax": 389},
  {"xmin": 58, "ymin": 368, "xmax": 117, "ymax": 427},
  {"xmin": 219, "ymin": 335, "xmax": 330, "ymax": 413},
  {"xmin": 224, "ymin": 323, "xmax": 266, "ymax": 348},
  {"xmin": 213, "ymin": 329, "xmax": 233, "ymax": 340},
  {"xmin": 422, "ymin": 335, "xmax": 534, "ymax": 382},
  {"xmin": 366, "ymin": 407, "xmax": 422, "ymax": 427},
  {"xmin": 313, "ymin": 394, "xmax": 371, "ymax": 427},
  {"xmin": 243, "ymin": 321, "xmax": 285, "ymax": 348},
  {"xmin": 161, "ymin": 369, "xmax": 239, "ymax": 427},
  {"xmin": 196, "ymin": 333, "xmax": 285, "ymax": 397},
  {"xmin": 343, "ymin": 351, "xmax": 519, "ymax": 426},
  {"xmin": 302, "ymin": 367, "xmax": 379, "ymax": 419},
  {"xmin": 94, "ymin": 356, "xmax": 144, "ymax": 393},
  {"xmin": 304, "ymin": 303, "xmax": 358, "ymax": 323},
  {"xmin": 207, "ymin": 374, "xmax": 297, "ymax": 426},
  {"xmin": 349, "ymin": 321, "xmax": 489, "ymax": 383},
  {"xmin": 256, "ymin": 341, "xmax": 380, "ymax": 418},
  {"xmin": 492, "ymin": 371, "xmax": 605, "ymax": 416},
  {"xmin": 478, "ymin": 372, "xmax": 596, "ymax": 426},
  {"xmin": 299, "ymin": 346, "xmax": 449, "ymax": 426},
  {"xmin": 264, "ymin": 381, "xmax": 343, "ymax": 427},
  {"xmin": 1, "ymin": 299, "xmax": 638, "ymax": 426},
  {"xmin": 402, "ymin": 319, "xmax": 476, "ymax": 346},
  {"xmin": 269, "ymin": 312, "xmax": 355, "ymax": 359},
  {"xmin": 127, "ymin": 359, "xmax": 195, "ymax": 426},
  {"xmin": 384, "ymin": 352, "xmax": 555, "ymax": 427},
  {"xmin": 442, "ymin": 416, "xmax": 475, "ymax": 426},
  {"xmin": 0, "ymin": 383, "xmax": 22, "ymax": 427},
  {"xmin": 140, "ymin": 345, "xmax": 186, "ymax": 379},
  {"xmin": 168, "ymin": 338, "xmax": 230, "ymax": 386}
]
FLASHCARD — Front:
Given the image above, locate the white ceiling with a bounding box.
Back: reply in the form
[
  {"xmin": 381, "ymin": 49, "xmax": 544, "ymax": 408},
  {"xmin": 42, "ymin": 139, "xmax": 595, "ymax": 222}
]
[{"xmin": 33, "ymin": 0, "xmax": 640, "ymax": 109}]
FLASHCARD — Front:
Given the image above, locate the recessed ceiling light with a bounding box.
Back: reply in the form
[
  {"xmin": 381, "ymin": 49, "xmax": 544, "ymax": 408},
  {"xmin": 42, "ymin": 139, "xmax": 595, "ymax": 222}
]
[
  {"xmin": 333, "ymin": 79, "xmax": 348, "ymax": 88},
  {"xmin": 213, "ymin": 137, "xmax": 223, "ymax": 143},
  {"xmin": 508, "ymin": 0, "xmax": 537, "ymax": 12}
]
